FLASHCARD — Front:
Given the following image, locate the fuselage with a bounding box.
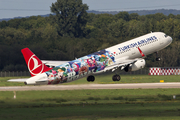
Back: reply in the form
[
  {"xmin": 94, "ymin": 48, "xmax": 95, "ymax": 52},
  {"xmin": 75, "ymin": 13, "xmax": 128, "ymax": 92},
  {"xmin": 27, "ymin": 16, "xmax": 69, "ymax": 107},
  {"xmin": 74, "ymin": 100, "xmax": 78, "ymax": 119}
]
[{"xmin": 26, "ymin": 32, "xmax": 172, "ymax": 85}]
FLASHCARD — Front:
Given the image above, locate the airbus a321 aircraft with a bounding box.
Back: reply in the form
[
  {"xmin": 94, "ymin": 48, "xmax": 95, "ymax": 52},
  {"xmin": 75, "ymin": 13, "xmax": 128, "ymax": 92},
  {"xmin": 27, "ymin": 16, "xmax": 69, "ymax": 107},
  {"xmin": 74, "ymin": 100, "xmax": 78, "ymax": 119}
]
[{"xmin": 8, "ymin": 32, "xmax": 172, "ymax": 85}]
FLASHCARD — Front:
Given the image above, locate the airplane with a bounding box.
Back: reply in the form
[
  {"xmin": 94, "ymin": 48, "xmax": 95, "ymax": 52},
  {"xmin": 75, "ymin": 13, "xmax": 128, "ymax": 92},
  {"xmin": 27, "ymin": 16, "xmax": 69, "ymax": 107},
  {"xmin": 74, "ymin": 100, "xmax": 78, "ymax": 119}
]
[{"xmin": 8, "ymin": 32, "xmax": 172, "ymax": 85}]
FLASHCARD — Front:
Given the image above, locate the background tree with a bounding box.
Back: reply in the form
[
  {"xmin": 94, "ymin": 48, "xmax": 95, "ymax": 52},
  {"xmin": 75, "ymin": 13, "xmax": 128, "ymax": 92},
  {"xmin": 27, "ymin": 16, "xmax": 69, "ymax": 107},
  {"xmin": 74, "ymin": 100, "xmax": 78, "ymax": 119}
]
[
  {"xmin": 50, "ymin": 0, "xmax": 89, "ymax": 37},
  {"xmin": 114, "ymin": 12, "xmax": 130, "ymax": 21},
  {"xmin": 1, "ymin": 10, "xmax": 180, "ymax": 71}
]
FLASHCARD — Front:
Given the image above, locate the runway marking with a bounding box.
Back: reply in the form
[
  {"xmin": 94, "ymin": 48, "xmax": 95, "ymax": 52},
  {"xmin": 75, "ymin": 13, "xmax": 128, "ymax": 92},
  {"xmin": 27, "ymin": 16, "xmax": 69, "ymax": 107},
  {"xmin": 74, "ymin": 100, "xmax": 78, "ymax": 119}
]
[{"xmin": 1, "ymin": 83, "xmax": 180, "ymax": 91}]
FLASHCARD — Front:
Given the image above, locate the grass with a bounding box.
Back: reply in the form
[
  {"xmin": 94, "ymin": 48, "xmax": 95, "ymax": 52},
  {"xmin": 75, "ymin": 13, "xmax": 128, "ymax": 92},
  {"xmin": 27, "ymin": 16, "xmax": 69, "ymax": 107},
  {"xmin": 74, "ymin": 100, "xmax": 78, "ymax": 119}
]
[
  {"xmin": 1, "ymin": 74, "xmax": 180, "ymax": 86},
  {"xmin": 1, "ymin": 89, "xmax": 180, "ymax": 100},
  {"xmin": 1, "ymin": 75, "xmax": 180, "ymax": 119},
  {"xmin": 1, "ymin": 103, "xmax": 180, "ymax": 120},
  {"xmin": 0, "ymin": 77, "xmax": 28, "ymax": 86},
  {"xmin": 1, "ymin": 89, "xmax": 180, "ymax": 119}
]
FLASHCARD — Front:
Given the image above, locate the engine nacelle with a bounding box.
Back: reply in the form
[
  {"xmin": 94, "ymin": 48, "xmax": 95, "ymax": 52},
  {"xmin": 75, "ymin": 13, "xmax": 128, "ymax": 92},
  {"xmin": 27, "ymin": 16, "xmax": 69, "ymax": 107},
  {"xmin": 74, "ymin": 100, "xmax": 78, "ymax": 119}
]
[{"xmin": 124, "ymin": 59, "xmax": 146, "ymax": 72}]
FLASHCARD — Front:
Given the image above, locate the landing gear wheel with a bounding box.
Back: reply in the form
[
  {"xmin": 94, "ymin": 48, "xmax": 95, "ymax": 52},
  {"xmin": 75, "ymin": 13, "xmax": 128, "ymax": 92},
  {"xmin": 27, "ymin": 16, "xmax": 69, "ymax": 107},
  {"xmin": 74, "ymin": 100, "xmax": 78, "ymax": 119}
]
[
  {"xmin": 112, "ymin": 74, "xmax": 121, "ymax": 81},
  {"xmin": 87, "ymin": 75, "xmax": 95, "ymax": 82},
  {"xmin": 156, "ymin": 57, "xmax": 161, "ymax": 61},
  {"xmin": 155, "ymin": 52, "xmax": 161, "ymax": 61}
]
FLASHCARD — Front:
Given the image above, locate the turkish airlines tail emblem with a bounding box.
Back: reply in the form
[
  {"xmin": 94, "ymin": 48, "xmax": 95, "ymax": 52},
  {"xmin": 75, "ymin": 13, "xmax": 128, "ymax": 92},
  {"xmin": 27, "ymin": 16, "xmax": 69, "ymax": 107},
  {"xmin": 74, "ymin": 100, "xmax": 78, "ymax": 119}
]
[{"xmin": 21, "ymin": 48, "xmax": 52, "ymax": 77}]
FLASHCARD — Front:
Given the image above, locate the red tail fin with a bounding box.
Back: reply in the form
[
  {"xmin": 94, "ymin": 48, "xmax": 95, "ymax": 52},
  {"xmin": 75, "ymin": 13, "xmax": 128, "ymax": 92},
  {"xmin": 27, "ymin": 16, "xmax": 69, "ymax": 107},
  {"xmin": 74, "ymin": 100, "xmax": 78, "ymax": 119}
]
[{"xmin": 21, "ymin": 48, "xmax": 52, "ymax": 77}]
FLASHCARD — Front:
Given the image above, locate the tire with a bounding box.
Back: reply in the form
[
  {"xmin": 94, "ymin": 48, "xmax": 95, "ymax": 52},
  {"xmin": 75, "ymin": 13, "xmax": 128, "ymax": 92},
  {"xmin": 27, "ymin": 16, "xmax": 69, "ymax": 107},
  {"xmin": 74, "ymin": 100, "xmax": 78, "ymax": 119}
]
[
  {"xmin": 87, "ymin": 75, "xmax": 95, "ymax": 82},
  {"xmin": 156, "ymin": 57, "xmax": 161, "ymax": 61},
  {"xmin": 112, "ymin": 74, "xmax": 121, "ymax": 81},
  {"xmin": 116, "ymin": 75, "xmax": 121, "ymax": 81}
]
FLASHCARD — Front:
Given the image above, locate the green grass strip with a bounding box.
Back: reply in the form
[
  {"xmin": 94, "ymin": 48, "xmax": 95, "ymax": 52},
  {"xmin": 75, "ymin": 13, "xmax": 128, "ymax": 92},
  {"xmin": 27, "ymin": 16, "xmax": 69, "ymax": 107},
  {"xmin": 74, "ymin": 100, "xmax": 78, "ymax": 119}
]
[{"xmin": 0, "ymin": 89, "xmax": 180, "ymax": 119}]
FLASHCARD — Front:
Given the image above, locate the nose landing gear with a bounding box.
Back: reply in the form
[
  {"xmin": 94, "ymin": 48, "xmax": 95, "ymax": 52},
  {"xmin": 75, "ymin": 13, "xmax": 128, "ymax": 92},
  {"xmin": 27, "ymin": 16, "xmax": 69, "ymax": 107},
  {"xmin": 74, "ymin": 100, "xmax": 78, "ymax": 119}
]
[
  {"xmin": 156, "ymin": 57, "xmax": 161, "ymax": 61},
  {"xmin": 156, "ymin": 52, "xmax": 161, "ymax": 61}
]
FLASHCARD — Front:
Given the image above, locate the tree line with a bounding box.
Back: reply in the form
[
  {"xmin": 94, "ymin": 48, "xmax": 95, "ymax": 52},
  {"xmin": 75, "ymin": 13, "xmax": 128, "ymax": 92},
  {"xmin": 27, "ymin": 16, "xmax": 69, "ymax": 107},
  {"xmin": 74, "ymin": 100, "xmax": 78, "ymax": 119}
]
[{"xmin": 0, "ymin": 0, "xmax": 180, "ymax": 71}]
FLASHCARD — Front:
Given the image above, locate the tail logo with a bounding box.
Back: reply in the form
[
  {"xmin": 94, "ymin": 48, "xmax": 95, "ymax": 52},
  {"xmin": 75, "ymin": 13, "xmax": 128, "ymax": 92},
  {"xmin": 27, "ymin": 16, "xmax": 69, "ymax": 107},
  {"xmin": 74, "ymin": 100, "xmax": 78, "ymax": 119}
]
[{"xmin": 28, "ymin": 55, "xmax": 44, "ymax": 76}]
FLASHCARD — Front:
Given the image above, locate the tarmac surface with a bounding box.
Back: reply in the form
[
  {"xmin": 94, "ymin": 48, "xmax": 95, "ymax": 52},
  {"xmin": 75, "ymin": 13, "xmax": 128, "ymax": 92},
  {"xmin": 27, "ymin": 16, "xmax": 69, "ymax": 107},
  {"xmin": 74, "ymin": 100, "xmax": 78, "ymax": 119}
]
[{"xmin": 0, "ymin": 83, "xmax": 180, "ymax": 91}]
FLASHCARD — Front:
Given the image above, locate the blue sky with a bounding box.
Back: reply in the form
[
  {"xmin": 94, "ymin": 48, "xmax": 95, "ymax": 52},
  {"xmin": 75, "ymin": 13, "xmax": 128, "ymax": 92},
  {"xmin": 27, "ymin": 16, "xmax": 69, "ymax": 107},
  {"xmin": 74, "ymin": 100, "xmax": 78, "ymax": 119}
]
[{"xmin": 1, "ymin": 0, "xmax": 180, "ymax": 19}]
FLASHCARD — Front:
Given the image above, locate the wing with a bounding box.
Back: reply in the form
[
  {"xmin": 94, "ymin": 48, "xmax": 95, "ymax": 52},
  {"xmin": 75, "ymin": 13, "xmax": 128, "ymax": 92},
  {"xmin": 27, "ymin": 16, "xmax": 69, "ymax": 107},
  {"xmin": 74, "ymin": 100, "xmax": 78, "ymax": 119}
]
[
  {"xmin": 8, "ymin": 78, "xmax": 28, "ymax": 82},
  {"xmin": 102, "ymin": 58, "xmax": 139, "ymax": 72},
  {"xmin": 102, "ymin": 47, "xmax": 146, "ymax": 72},
  {"xmin": 41, "ymin": 60, "xmax": 70, "ymax": 67}
]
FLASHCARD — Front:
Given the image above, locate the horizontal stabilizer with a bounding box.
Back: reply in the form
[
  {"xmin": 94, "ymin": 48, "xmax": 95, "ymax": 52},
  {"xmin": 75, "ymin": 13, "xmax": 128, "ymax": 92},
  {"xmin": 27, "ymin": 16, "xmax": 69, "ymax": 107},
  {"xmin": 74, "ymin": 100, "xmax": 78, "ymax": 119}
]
[
  {"xmin": 8, "ymin": 78, "xmax": 28, "ymax": 82},
  {"xmin": 41, "ymin": 60, "xmax": 70, "ymax": 67}
]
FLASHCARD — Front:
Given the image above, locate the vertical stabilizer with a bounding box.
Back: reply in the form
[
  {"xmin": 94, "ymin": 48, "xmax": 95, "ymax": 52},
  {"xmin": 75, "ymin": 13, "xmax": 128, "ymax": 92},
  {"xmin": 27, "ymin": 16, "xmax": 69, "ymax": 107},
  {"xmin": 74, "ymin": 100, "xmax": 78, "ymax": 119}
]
[{"xmin": 21, "ymin": 48, "xmax": 52, "ymax": 77}]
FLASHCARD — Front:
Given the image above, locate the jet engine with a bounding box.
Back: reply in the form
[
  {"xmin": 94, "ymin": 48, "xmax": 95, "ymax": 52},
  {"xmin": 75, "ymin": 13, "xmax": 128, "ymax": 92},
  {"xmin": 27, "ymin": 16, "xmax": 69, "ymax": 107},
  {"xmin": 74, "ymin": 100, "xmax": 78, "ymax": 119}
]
[{"xmin": 124, "ymin": 59, "xmax": 146, "ymax": 72}]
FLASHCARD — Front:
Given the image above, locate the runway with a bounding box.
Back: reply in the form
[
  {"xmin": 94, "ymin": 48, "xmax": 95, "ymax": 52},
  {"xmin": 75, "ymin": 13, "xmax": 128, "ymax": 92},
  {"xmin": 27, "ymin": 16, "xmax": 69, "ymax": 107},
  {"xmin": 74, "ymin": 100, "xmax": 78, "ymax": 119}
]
[{"xmin": 1, "ymin": 83, "xmax": 180, "ymax": 91}]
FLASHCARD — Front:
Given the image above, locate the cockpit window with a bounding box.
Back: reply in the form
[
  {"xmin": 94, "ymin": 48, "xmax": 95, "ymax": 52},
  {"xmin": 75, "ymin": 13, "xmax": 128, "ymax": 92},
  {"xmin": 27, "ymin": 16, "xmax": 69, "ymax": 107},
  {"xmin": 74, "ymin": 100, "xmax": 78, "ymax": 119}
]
[{"xmin": 164, "ymin": 34, "xmax": 168, "ymax": 37}]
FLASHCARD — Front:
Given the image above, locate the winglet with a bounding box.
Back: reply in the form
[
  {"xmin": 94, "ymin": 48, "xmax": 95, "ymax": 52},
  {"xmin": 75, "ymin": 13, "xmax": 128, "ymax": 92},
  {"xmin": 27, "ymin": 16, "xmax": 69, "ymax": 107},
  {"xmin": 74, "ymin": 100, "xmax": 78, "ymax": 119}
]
[
  {"xmin": 21, "ymin": 48, "xmax": 52, "ymax": 77},
  {"xmin": 138, "ymin": 47, "xmax": 146, "ymax": 57}
]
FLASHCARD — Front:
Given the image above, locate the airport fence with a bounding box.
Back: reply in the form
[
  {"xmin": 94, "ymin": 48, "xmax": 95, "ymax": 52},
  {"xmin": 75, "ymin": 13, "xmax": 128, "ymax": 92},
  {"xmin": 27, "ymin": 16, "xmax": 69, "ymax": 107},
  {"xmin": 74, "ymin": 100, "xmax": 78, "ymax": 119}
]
[
  {"xmin": 0, "ymin": 69, "xmax": 149, "ymax": 77},
  {"xmin": 0, "ymin": 71, "xmax": 31, "ymax": 77},
  {"xmin": 120, "ymin": 69, "xmax": 149, "ymax": 75}
]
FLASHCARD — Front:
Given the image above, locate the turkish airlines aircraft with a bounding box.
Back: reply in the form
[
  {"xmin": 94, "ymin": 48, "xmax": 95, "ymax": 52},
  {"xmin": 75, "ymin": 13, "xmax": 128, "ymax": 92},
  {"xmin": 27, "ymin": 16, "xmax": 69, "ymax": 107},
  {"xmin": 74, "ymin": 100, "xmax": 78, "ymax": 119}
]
[{"xmin": 8, "ymin": 32, "xmax": 172, "ymax": 85}]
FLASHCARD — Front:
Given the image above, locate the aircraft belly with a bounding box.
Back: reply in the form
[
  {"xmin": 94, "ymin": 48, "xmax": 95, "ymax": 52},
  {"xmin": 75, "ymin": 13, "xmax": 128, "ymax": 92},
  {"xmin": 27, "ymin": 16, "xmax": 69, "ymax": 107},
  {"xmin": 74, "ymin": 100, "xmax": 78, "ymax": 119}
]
[{"xmin": 67, "ymin": 71, "xmax": 90, "ymax": 82}]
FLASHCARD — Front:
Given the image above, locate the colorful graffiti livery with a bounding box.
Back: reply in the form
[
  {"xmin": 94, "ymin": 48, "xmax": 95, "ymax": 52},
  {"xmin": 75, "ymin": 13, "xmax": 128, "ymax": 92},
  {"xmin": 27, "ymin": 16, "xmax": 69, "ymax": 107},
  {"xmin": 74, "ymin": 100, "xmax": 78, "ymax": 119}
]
[{"xmin": 46, "ymin": 49, "xmax": 115, "ymax": 84}]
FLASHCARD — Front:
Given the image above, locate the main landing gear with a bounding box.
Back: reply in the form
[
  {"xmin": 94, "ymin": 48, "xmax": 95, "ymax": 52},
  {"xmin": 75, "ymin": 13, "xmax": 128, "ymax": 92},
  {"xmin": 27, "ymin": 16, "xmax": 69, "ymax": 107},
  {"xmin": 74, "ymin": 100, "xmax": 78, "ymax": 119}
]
[
  {"xmin": 112, "ymin": 74, "xmax": 121, "ymax": 81},
  {"xmin": 87, "ymin": 75, "xmax": 95, "ymax": 82},
  {"xmin": 87, "ymin": 74, "xmax": 121, "ymax": 82},
  {"xmin": 156, "ymin": 52, "xmax": 161, "ymax": 61}
]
